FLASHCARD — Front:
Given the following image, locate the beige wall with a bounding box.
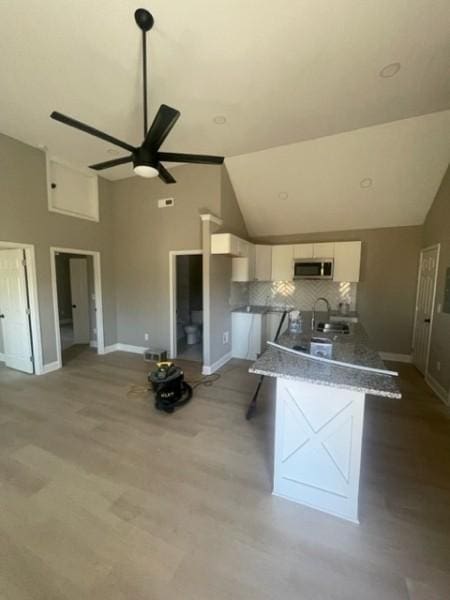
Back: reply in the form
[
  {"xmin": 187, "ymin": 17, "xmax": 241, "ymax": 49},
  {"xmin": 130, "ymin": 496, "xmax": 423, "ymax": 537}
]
[
  {"xmin": 112, "ymin": 164, "xmax": 221, "ymax": 350},
  {"xmin": 112, "ymin": 164, "xmax": 247, "ymax": 365},
  {"xmin": 423, "ymin": 165, "xmax": 450, "ymax": 393},
  {"xmin": 220, "ymin": 166, "xmax": 248, "ymax": 239},
  {"xmin": 0, "ymin": 133, "xmax": 116, "ymax": 364},
  {"xmin": 253, "ymin": 226, "xmax": 422, "ymax": 354}
]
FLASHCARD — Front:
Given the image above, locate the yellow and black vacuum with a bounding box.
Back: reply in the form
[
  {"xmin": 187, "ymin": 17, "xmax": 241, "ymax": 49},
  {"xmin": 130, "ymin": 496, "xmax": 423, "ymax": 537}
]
[{"xmin": 148, "ymin": 361, "xmax": 192, "ymax": 413}]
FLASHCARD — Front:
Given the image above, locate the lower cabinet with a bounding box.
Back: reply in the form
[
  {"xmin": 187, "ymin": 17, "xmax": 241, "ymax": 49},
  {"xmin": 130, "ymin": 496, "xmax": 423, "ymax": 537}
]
[
  {"xmin": 232, "ymin": 312, "xmax": 264, "ymax": 360},
  {"xmin": 231, "ymin": 311, "xmax": 288, "ymax": 360}
]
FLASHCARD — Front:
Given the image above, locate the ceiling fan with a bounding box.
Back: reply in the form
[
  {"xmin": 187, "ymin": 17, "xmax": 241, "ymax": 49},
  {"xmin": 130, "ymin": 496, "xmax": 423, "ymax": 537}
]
[{"xmin": 50, "ymin": 8, "xmax": 224, "ymax": 183}]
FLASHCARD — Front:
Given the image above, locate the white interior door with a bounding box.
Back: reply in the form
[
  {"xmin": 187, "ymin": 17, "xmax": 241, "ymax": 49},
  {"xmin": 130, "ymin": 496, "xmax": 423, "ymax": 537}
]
[
  {"xmin": 413, "ymin": 246, "xmax": 439, "ymax": 374},
  {"xmin": 69, "ymin": 258, "xmax": 90, "ymax": 344},
  {"xmin": 0, "ymin": 249, "xmax": 34, "ymax": 373}
]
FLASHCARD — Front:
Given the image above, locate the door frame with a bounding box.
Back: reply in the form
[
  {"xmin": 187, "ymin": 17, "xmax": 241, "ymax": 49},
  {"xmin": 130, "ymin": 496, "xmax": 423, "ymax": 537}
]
[
  {"xmin": 412, "ymin": 243, "xmax": 440, "ymax": 377},
  {"xmin": 0, "ymin": 240, "xmax": 43, "ymax": 374},
  {"xmin": 50, "ymin": 246, "xmax": 105, "ymax": 368},
  {"xmin": 169, "ymin": 249, "xmax": 203, "ymax": 360}
]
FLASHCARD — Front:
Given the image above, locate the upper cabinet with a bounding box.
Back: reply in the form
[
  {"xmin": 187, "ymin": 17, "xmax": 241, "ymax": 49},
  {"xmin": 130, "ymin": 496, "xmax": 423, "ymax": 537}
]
[
  {"xmin": 293, "ymin": 242, "xmax": 335, "ymax": 258},
  {"xmin": 271, "ymin": 245, "xmax": 293, "ymax": 281},
  {"xmin": 46, "ymin": 156, "xmax": 99, "ymax": 221},
  {"xmin": 293, "ymin": 243, "xmax": 313, "ymax": 259},
  {"xmin": 333, "ymin": 242, "xmax": 362, "ymax": 282},
  {"xmin": 254, "ymin": 245, "xmax": 272, "ymax": 281},
  {"xmin": 313, "ymin": 242, "xmax": 334, "ymax": 258},
  {"xmin": 211, "ymin": 233, "xmax": 249, "ymax": 257},
  {"xmin": 212, "ymin": 233, "xmax": 361, "ymax": 283}
]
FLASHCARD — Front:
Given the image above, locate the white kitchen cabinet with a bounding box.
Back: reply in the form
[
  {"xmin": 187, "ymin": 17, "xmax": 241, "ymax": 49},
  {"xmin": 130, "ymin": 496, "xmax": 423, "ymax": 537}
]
[
  {"xmin": 271, "ymin": 245, "xmax": 294, "ymax": 281},
  {"xmin": 231, "ymin": 258, "xmax": 249, "ymax": 282},
  {"xmin": 313, "ymin": 242, "xmax": 335, "ymax": 258},
  {"xmin": 333, "ymin": 241, "xmax": 362, "ymax": 282},
  {"xmin": 232, "ymin": 312, "xmax": 264, "ymax": 360},
  {"xmin": 231, "ymin": 245, "xmax": 256, "ymax": 282},
  {"xmin": 293, "ymin": 244, "xmax": 313, "ymax": 259},
  {"xmin": 211, "ymin": 233, "xmax": 250, "ymax": 257},
  {"xmin": 254, "ymin": 245, "xmax": 272, "ymax": 281}
]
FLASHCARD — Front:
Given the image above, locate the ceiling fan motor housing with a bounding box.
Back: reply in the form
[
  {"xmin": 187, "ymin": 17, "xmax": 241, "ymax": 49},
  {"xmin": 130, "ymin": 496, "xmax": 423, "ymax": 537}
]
[{"xmin": 133, "ymin": 146, "xmax": 157, "ymax": 169}]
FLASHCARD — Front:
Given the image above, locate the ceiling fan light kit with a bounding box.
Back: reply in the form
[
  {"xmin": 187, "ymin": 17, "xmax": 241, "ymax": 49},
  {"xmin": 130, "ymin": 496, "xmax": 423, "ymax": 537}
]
[{"xmin": 50, "ymin": 8, "xmax": 224, "ymax": 183}]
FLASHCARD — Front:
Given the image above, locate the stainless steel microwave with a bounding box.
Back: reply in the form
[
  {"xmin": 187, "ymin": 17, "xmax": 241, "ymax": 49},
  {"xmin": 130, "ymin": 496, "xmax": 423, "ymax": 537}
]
[{"xmin": 293, "ymin": 259, "xmax": 334, "ymax": 280}]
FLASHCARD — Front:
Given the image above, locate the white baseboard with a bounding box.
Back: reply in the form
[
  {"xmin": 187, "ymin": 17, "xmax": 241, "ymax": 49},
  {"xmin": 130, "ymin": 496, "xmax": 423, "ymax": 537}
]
[
  {"xmin": 90, "ymin": 340, "xmax": 97, "ymax": 348},
  {"xmin": 202, "ymin": 351, "xmax": 232, "ymax": 375},
  {"xmin": 379, "ymin": 352, "xmax": 412, "ymax": 363},
  {"xmin": 103, "ymin": 343, "xmax": 119, "ymax": 354},
  {"xmin": 117, "ymin": 343, "xmax": 147, "ymax": 354},
  {"xmin": 426, "ymin": 374, "xmax": 449, "ymax": 406},
  {"xmin": 42, "ymin": 360, "xmax": 61, "ymax": 374},
  {"xmin": 103, "ymin": 343, "xmax": 146, "ymax": 355}
]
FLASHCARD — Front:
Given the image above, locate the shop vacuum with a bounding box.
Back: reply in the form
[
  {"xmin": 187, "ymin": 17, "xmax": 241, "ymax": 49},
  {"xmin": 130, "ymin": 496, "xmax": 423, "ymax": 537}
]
[{"xmin": 148, "ymin": 361, "xmax": 192, "ymax": 413}]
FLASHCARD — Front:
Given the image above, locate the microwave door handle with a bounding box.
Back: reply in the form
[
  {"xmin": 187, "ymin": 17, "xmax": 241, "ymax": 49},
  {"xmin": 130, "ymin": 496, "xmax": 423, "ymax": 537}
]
[{"xmin": 320, "ymin": 262, "xmax": 324, "ymax": 276}]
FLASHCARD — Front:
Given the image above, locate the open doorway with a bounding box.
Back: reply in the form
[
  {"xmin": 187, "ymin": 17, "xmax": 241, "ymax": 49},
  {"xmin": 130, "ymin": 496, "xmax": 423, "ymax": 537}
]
[
  {"xmin": 0, "ymin": 241, "xmax": 43, "ymax": 374},
  {"xmin": 50, "ymin": 247, "xmax": 104, "ymax": 368},
  {"xmin": 412, "ymin": 244, "xmax": 440, "ymax": 375},
  {"xmin": 55, "ymin": 252, "xmax": 93, "ymax": 363},
  {"xmin": 169, "ymin": 250, "xmax": 203, "ymax": 362}
]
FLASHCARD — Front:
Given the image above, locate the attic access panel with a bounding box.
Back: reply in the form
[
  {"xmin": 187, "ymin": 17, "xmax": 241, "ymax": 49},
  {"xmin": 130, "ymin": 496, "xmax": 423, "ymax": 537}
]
[{"xmin": 46, "ymin": 156, "xmax": 99, "ymax": 221}]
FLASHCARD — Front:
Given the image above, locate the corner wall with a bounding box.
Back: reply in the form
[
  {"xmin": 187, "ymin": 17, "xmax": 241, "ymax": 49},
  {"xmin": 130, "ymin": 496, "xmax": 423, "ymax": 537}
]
[
  {"xmin": 0, "ymin": 133, "xmax": 117, "ymax": 364},
  {"xmin": 111, "ymin": 164, "xmax": 222, "ymax": 352},
  {"xmin": 423, "ymin": 165, "xmax": 450, "ymax": 395}
]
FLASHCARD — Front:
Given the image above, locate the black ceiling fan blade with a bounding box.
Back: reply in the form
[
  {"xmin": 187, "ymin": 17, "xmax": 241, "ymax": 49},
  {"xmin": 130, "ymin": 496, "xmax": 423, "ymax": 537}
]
[
  {"xmin": 51, "ymin": 111, "xmax": 136, "ymax": 153},
  {"xmin": 158, "ymin": 163, "xmax": 176, "ymax": 184},
  {"xmin": 144, "ymin": 104, "xmax": 180, "ymax": 151},
  {"xmin": 89, "ymin": 155, "xmax": 133, "ymax": 170},
  {"xmin": 158, "ymin": 152, "xmax": 224, "ymax": 165}
]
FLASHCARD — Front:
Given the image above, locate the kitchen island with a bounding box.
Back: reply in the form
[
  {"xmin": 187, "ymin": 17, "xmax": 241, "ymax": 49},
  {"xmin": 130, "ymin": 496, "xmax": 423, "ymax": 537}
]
[{"xmin": 249, "ymin": 322, "xmax": 401, "ymax": 523}]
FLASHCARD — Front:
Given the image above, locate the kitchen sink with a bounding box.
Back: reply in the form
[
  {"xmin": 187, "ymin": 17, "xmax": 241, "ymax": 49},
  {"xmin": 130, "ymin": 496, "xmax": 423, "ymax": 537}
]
[{"xmin": 316, "ymin": 322, "xmax": 350, "ymax": 334}]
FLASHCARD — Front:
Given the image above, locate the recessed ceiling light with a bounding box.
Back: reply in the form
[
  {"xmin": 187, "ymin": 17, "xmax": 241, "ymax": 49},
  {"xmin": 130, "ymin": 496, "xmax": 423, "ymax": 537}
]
[
  {"xmin": 278, "ymin": 191, "xmax": 289, "ymax": 200},
  {"xmin": 379, "ymin": 62, "xmax": 401, "ymax": 78},
  {"xmin": 360, "ymin": 177, "xmax": 373, "ymax": 189},
  {"xmin": 213, "ymin": 115, "xmax": 227, "ymax": 125},
  {"xmin": 107, "ymin": 148, "xmax": 119, "ymax": 155}
]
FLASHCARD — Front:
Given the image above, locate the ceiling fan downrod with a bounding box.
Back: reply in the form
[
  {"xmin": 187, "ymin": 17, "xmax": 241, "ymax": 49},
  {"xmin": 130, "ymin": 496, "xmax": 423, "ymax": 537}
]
[{"xmin": 134, "ymin": 8, "xmax": 154, "ymax": 137}]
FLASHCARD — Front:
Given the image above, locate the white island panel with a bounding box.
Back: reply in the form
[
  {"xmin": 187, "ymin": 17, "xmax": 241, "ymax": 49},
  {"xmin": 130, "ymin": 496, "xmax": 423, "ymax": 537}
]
[{"xmin": 274, "ymin": 377, "xmax": 365, "ymax": 523}]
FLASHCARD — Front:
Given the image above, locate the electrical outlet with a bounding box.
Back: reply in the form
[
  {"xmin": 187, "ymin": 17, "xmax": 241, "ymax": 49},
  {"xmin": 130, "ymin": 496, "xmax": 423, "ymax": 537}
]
[
  {"xmin": 437, "ymin": 361, "xmax": 441, "ymax": 372},
  {"xmin": 144, "ymin": 333, "xmax": 149, "ymax": 342},
  {"xmin": 223, "ymin": 331, "xmax": 229, "ymax": 344}
]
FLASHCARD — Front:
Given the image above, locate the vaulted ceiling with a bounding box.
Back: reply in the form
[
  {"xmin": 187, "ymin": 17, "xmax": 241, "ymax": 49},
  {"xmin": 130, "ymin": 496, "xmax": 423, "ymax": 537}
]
[{"xmin": 1, "ymin": 1, "xmax": 449, "ymax": 233}]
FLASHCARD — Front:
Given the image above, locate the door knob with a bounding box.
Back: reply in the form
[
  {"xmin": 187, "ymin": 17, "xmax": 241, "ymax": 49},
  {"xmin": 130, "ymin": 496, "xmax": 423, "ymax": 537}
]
[
  {"xmin": 424, "ymin": 318, "xmax": 431, "ymax": 323},
  {"xmin": 0, "ymin": 314, "xmax": 4, "ymax": 318},
  {"xmin": 72, "ymin": 304, "xmax": 77, "ymax": 308}
]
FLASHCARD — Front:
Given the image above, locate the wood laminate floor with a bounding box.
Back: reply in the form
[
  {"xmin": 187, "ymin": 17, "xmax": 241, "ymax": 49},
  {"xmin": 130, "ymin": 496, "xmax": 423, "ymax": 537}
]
[{"xmin": 0, "ymin": 351, "xmax": 449, "ymax": 599}]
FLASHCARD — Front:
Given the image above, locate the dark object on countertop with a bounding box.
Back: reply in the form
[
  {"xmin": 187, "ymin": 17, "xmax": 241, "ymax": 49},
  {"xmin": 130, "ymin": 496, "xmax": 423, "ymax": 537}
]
[
  {"xmin": 293, "ymin": 344, "xmax": 308, "ymax": 352},
  {"xmin": 246, "ymin": 310, "xmax": 288, "ymax": 420},
  {"xmin": 148, "ymin": 362, "xmax": 192, "ymax": 413}
]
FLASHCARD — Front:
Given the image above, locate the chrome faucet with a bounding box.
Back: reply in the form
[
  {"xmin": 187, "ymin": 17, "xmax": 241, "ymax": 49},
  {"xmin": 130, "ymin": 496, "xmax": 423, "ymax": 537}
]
[{"xmin": 311, "ymin": 297, "xmax": 331, "ymax": 330}]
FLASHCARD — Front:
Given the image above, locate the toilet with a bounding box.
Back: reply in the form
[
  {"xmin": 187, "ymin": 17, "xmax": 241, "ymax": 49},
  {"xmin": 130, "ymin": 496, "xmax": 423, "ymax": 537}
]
[{"xmin": 184, "ymin": 310, "xmax": 203, "ymax": 345}]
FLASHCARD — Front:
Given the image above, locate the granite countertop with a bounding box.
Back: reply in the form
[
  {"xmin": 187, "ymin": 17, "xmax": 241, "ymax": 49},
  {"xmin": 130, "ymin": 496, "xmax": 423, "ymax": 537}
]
[
  {"xmin": 232, "ymin": 305, "xmax": 294, "ymax": 314},
  {"xmin": 249, "ymin": 322, "xmax": 401, "ymax": 399},
  {"xmin": 233, "ymin": 305, "xmax": 359, "ymax": 320}
]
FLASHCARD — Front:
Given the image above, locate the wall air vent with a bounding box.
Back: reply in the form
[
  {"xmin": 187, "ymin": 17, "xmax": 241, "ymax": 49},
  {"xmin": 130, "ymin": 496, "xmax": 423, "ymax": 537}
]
[{"xmin": 158, "ymin": 197, "xmax": 175, "ymax": 208}]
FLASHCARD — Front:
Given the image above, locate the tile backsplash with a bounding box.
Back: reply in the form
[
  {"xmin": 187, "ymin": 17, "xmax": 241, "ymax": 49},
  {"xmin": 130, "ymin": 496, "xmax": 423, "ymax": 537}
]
[{"xmin": 231, "ymin": 280, "xmax": 357, "ymax": 311}]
